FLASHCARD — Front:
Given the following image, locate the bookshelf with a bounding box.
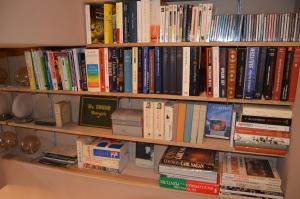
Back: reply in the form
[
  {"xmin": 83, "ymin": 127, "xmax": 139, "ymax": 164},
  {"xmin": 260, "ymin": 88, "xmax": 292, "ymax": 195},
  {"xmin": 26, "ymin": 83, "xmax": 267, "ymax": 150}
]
[{"xmin": 0, "ymin": 86, "xmax": 294, "ymax": 106}]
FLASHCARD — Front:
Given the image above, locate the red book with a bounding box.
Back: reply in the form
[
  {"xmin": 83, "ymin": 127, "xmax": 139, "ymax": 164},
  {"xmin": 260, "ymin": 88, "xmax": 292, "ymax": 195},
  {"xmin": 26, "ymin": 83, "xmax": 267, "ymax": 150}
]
[
  {"xmin": 235, "ymin": 127, "xmax": 290, "ymax": 138},
  {"xmin": 206, "ymin": 48, "xmax": 213, "ymax": 97},
  {"xmin": 149, "ymin": 49, "xmax": 155, "ymax": 94},
  {"xmin": 272, "ymin": 47, "xmax": 286, "ymax": 100},
  {"xmin": 186, "ymin": 175, "xmax": 220, "ymax": 195},
  {"xmin": 288, "ymin": 48, "xmax": 300, "ymax": 102},
  {"xmin": 99, "ymin": 48, "xmax": 106, "ymax": 92},
  {"xmin": 227, "ymin": 48, "xmax": 237, "ymax": 99},
  {"xmin": 235, "ymin": 145, "xmax": 288, "ymax": 156}
]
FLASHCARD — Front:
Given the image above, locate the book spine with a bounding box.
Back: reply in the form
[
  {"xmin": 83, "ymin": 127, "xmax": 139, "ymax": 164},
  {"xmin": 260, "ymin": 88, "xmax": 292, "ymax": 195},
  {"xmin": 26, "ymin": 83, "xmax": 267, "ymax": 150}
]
[
  {"xmin": 189, "ymin": 47, "xmax": 200, "ymax": 96},
  {"xmin": 164, "ymin": 5, "xmax": 170, "ymax": 42},
  {"xmin": 111, "ymin": 48, "xmax": 118, "ymax": 92},
  {"xmin": 85, "ymin": 49, "xmax": 100, "ymax": 92},
  {"xmin": 54, "ymin": 103, "xmax": 62, "ymax": 128},
  {"xmin": 234, "ymin": 133, "xmax": 290, "ymax": 145},
  {"xmin": 172, "ymin": 103, "xmax": 179, "ymax": 141},
  {"xmin": 281, "ymin": 47, "xmax": 294, "ymax": 100},
  {"xmin": 104, "ymin": 48, "xmax": 110, "ymax": 92},
  {"xmin": 162, "ymin": 47, "xmax": 169, "ymax": 94},
  {"xmin": 116, "ymin": 2, "xmax": 123, "ymax": 43},
  {"xmin": 150, "ymin": 0, "xmax": 160, "ymax": 43},
  {"xmin": 227, "ymin": 48, "xmax": 237, "ymax": 99},
  {"xmin": 143, "ymin": 0, "xmax": 151, "ymax": 42},
  {"xmin": 241, "ymin": 115, "xmax": 291, "ymax": 126},
  {"xmin": 124, "ymin": 49, "xmax": 132, "ymax": 92},
  {"xmin": 24, "ymin": 51, "xmax": 36, "ymax": 90},
  {"xmin": 123, "ymin": 2, "xmax": 129, "ymax": 43},
  {"xmin": 143, "ymin": 47, "xmax": 149, "ymax": 94},
  {"xmin": 182, "ymin": 47, "xmax": 190, "ymax": 96},
  {"xmin": 235, "ymin": 47, "xmax": 247, "ymax": 98},
  {"xmin": 212, "ymin": 47, "xmax": 220, "ymax": 98},
  {"xmin": 184, "ymin": 103, "xmax": 194, "ymax": 143},
  {"xmin": 196, "ymin": 103, "xmax": 207, "ymax": 144},
  {"xmin": 272, "ymin": 47, "xmax": 286, "ymax": 100},
  {"xmin": 234, "ymin": 145, "xmax": 287, "ymax": 155},
  {"xmin": 164, "ymin": 103, "xmax": 174, "ymax": 141},
  {"xmin": 153, "ymin": 101, "xmax": 165, "ymax": 140},
  {"xmin": 160, "ymin": 6, "xmax": 165, "ymax": 42},
  {"xmin": 155, "ymin": 47, "xmax": 162, "ymax": 94},
  {"xmin": 137, "ymin": 1, "xmax": 142, "ymax": 43},
  {"xmin": 244, "ymin": 47, "xmax": 259, "ymax": 99},
  {"xmin": 235, "ymin": 127, "xmax": 290, "ymax": 138},
  {"xmin": 176, "ymin": 103, "xmax": 186, "ymax": 142},
  {"xmin": 219, "ymin": 48, "xmax": 227, "ymax": 98},
  {"xmin": 128, "ymin": 1, "xmax": 137, "ymax": 43},
  {"xmin": 205, "ymin": 4, "xmax": 213, "ymax": 41},
  {"xmin": 76, "ymin": 138, "xmax": 84, "ymax": 168},
  {"xmin": 117, "ymin": 48, "xmax": 124, "ymax": 92},
  {"xmin": 44, "ymin": 52, "xmax": 53, "ymax": 90},
  {"xmin": 104, "ymin": 4, "xmax": 113, "ymax": 44},
  {"xmin": 169, "ymin": 47, "xmax": 177, "ymax": 94},
  {"xmin": 72, "ymin": 49, "xmax": 81, "ymax": 91},
  {"xmin": 78, "ymin": 52, "xmax": 87, "ymax": 91},
  {"xmin": 176, "ymin": 47, "xmax": 183, "ymax": 95},
  {"xmin": 185, "ymin": 5, "xmax": 193, "ymax": 42},
  {"xmin": 288, "ymin": 47, "xmax": 300, "ymax": 101},
  {"xmin": 107, "ymin": 49, "xmax": 113, "ymax": 92},
  {"xmin": 149, "ymin": 49, "xmax": 155, "ymax": 94},
  {"xmin": 236, "ymin": 122, "xmax": 290, "ymax": 132},
  {"xmin": 138, "ymin": 48, "xmax": 143, "ymax": 93},
  {"xmin": 85, "ymin": 5, "xmax": 92, "ymax": 44},
  {"xmin": 99, "ymin": 48, "xmax": 105, "ymax": 92},
  {"xmin": 263, "ymin": 47, "xmax": 277, "ymax": 100},
  {"xmin": 190, "ymin": 104, "xmax": 200, "ymax": 144},
  {"xmin": 254, "ymin": 47, "xmax": 267, "ymax": 99},
  {"xmin": 132, "ymin": 47, "xmax": 138, "ymax": 94},
  {"xmin": 143, "ymin": 101, "xmax": 154, "ymax": 139},
  {"xmin": 206, "ymin": 47, "xmax": 213, "ymax": 97}
]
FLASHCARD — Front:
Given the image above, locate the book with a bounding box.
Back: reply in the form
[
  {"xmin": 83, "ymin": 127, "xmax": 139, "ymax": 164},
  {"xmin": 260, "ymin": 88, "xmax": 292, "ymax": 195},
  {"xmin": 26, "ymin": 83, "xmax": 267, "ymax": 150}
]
[
  {"xmin": 103, "ymin": 48, "xmax": 110, "ymax": 92},
  {"xmin": 182, "ymin": 47, "xmax": 190, "ymax": 96},
  {"xmin": 85, "ymin": 49, "xmax": 100, "ymax": 92},
  {"xmin": 241, "ymin": 115, "xmax": 291, "ymax": 126},
  {"xmin": 54, "ymin": 101, "xmax": 72, "ymax": 128},
  {"xmin": 272, "ymin": 47, "xmax": 286, "ymax": 100},
  {"xmin": 143, "ymin": 101, "xmax": 154, "ymax": 139},
  {"xmin": 150, "ymin": 0, "xmax": 160, "ymax": 42},
  {"xmin": 143, "ymin": 47, "xmax": 149, "ymax": 94},
  {"xmin": 176, "ymin": 103, "xmax": 186, "ymax": 142},
  {"xmin": 154, "ymin": 47, "xmax": 162, "ymax": 94},
  {"xmin": 236, "ymin": 122, "xmax": 290, "ymax": 132},
  {"xmin": 164, "ymin": 101, "xmax": 176, "ymax": 141},
  {"xmin": 128, "ymin": 1, "xmax": 137, "ymax": 43},
  {"xmin": 190, "ymin": 104, "xmax": 201, "ymax": 144},
  {"xmin": 104, "ymin": 4, "xmax": 114, "ymax": 44},
  {"xmin": 135, "ymin": 142, "xmax": 154, "ymax": 168},
  {"xmin": 234, "ymin": 145, "xmax": 288, "ymax": 155},
  {"xmin": 219, "ymin": 48, "xmax": 227, "ymax": 98},
  {"xmin": 162, "ymin": 47, "xmax": 169, "ymax": 94},
  {"xmin": 288, "ymin": 47, "xmax": 300, "ymax": 102},
  {"xmin": 149, "ymin": 48, "xmax": 155, "ymax": 94},
  {"xmin": 206, "ymin": 47, "xmax": 213, "ymax": 97},
  {"xmin": 153, "ymin": 101, "xmax": 166, "ymax": 140},
  {"xmin": 99, "ymin": 48, "xmax": 105, "ymax": 92},
  {"xmin": 87, "ymin": 4, "xmax": 104, "ymax": 44},
  {"xmin": 281, "ymin": 47, "xmax": 294, "ymax": 100},
  {"xmin": 138, "ymin": 48, "xmax": 143, "ymax": 93},
  {"xmin": 169, "ymin": 47, "xmax": 177, "ymax": 94},
  {"xmin": 176, "ymin": 47, "xmax": 183, "ymax": 95},
  {"xmin": 263, "ymin": 47, "xmax": 277, "ymax": 100},
  {"xmin": 227, "ymin": 48, "xmax": 237, "ymax": 99},
  {"xmin": 196, "ymin": 102, "xmax": 208, "ymax": 144},
  {"xmin": 132, "ymin": 47, "xmax": 138, "ymax": 93},
  {"xmin": 184, "ymin": 103, "xmax": 194, "ymax": 143},
  {"xmin": 123, "ymin": 2, "xmax": 129, "ymax": 43},
  {"xmin": 124, "ymin": 49, "xmax": 132, "ymax": 92},
  {"xmin": 24, "ymin": 51, "xmax": 37, "ymax": 90},
  {"xmin": 189, "ymin": 47, "xmax": 200, "ymax": 96},
  {"xmin": 254, "ymin": 47, "xmax": 267, "ymax": 99},
  {"xmin": 244, "ymin": 47, "xmax": 259, "ymax": 99},
  {"xmin": 205, "ymin": 103, "xmax": 233, "ymax": 139},
  {"xmin": 116, "ymin": 2, "xmax": 123, "ymax": 43},
  {"xmin": 117, "ymin": 48, "xmax": 124, "ymax": 92},
  {"xmin": 137, "ymin": 1, "xmax": 142, "ymax": 42},
  {"xmin": 235, "ymin": 127, "xmax": 290, "ymax": 138},
  {"xmin": 212, "ymin": 47, "xmax": 220, "ymax": 98},
  {"xmin": 111, "ymin": 48, "xmax": 118, "ymax": 91},
  {"xmin": 242, "ymin": 104, "xmax": 292, "ymax": 118}
]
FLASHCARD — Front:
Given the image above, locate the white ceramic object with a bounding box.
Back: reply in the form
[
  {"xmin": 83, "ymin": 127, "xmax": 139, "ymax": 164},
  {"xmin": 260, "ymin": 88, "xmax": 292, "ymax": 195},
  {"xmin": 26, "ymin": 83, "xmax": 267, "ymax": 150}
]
[{"xmin": 12, "ymin": 94, "xmax": 33, "ymax": 118}]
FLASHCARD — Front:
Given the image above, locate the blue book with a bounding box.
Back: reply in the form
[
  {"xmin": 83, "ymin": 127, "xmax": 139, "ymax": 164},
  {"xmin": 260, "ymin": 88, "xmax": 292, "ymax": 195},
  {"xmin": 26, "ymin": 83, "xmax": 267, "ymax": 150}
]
[
  {"xmin": 184, "ymin": 103, "xmax": 194, "ymax": 143},
  {"xmin": 124, "ymin": 49, "xmax": 132, "ymax": 92},
  {"xmin": 128, "ymin": 1, "xmax": 137, "ymax": 43},
  {"xmin": 143, "ymin": 47, "xmax": 149, "ymax": 94},
  {"xmin": 244, "ymin": 47, "xmax": 259, "ymax": 99},
  {"xmin": 205, "ymin": 103, "xmax": 233, "ymax": 139},
  {"xmin": 43, "ymin": 52, "xmax": 53, "ymax": 90},
  {"xmin": 154, "ymin": 47, "xmax": 162, "ymax": 94}
]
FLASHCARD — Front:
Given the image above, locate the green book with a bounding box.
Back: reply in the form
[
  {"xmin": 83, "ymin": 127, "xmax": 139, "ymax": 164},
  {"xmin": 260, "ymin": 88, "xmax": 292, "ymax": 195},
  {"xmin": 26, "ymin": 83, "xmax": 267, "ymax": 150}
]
[
  {"xmin": 40, "ymin": 55, "xmax": 49, "ymax": 90},
  {"xmin": 159, "ymin": 175, "xmax": 186, "ymax": 191}
]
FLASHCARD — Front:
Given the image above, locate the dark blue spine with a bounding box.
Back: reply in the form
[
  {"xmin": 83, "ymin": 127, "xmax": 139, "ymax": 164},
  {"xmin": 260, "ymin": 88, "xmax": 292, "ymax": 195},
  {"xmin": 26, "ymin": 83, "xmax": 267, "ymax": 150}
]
[
  {"xmin": 43, "ymin": 51, "xmax": 53, "ymax": 90},
  {"xmin": 143, "ymin": 47, "xmax": 149, "ymax": 94},
  {"xmin": 154, "ymin": 47, "xmax": 162, "ymax": 94},
  {"xmin": 244, "ymin": 47, "xmax": 259, "ymax": 99}
]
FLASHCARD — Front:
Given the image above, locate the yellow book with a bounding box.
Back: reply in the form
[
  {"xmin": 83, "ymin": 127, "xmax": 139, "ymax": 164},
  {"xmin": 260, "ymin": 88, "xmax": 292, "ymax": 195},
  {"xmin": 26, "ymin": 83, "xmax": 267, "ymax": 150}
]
[
  {"xmin": 24, "ymin": 51, "xmax": 36, "ymax": 90},
  {"xmin": 104, "ymin": 4, "xmax": 113, "ymax": 44},
  {"xmin": 176, "ymin": 103, "xmax": 186, "ymax": 142}
]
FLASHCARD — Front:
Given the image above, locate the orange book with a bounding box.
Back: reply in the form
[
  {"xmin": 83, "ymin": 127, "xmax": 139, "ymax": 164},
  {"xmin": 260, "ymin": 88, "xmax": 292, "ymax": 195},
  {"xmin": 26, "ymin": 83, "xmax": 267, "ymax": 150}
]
[
  {"xmin": 235, "ymin": 127, "xmax": 290, "ymax": 138},
  {"xmin": 176, "ymin": 103, "xmax": 186, "ymax": 142},
  {"xmin": 99, "ymin": 48, "xmax": 106, "ymax": 92},
  {"xmin": 235, "ymin": 145, "xmax": 287, "ymax": 156}
]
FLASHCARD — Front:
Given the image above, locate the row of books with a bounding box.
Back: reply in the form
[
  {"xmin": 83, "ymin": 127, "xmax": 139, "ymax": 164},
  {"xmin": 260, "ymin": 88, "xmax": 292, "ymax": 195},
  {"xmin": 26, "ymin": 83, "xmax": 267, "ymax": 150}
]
[
  {"xmin": 232, "ymin": 104, "xmax": 292, "ymax": 156},
  {"xmin": 85, "ymin": 0, "xmax": 300, "ymax": 44},
  {"xmin": 210, "ymin": 13, "xmax": 300, "ymax": 42},
  {"xmin": 24, "ymin": 49, "xmax": 86, "ymax": 91}
]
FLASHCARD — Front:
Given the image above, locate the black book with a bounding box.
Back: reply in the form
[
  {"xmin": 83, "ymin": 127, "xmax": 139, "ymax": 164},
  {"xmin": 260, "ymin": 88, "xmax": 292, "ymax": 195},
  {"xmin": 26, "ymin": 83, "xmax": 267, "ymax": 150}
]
[
  {"xmin": 138, "ymin": 47, "xmax": 143, "ymax": 93},
  {"xmin": 176, "ymin": 47, "xmax": 183, "ymax": 95},
  {"xmin": 185, "ymin": 5, "xmax": 193, "ymax": 42},
  {"xmin": 155, "ymin": 47, "xmax": 162, "ymax": 94},
  {"xmin": 189, "ymin": 47, "xmax": 200, "ymax": 96},
  {"xmin": 128, "ymin": 1, "xmax": 137, "ymax": 43},
  {"xmin": 117, "ymin": 48, "xmax": 124, "ymax": 92},
  {"xmin": 123, "ymin": 2, "xmax": 129, "ymax": 43},
  {"xmin": 235, "ymin": 47, "xmax": 247, "ymax": 98},
  {"xmin": 263, "ymin": 47, "xmax": 277, "ymax": 100},
  {"xmin": 199, "ymin": 47, "xmax": 206, "ymax": 93},
  {"xmin": 281, "ymin": 47, "xmax": 294, "ymax": 101},
  {"xmin": 219, "ymin": 48, "xmax": 228, "ymax": 98},
  {"xmin": 182, "ymin": 5, "xmax": 188, "ymax": 42},
  {"xmin": 162, "ymin": 47, "xmax": 170, "ymax": 94},
  {"xmin": 169, "ymin": 47, "xmax": 177, "ymax": 95},
  {"xmin": 111, "ymin": 48, "xmax": 118, "ymax": 92},
  {"xmin": 254, "ymin": 47, "xmax": 267, "ymax": 99},
  {"xmin": 241, "ymin": 115, "xmax": 292, "ymax": 126}
]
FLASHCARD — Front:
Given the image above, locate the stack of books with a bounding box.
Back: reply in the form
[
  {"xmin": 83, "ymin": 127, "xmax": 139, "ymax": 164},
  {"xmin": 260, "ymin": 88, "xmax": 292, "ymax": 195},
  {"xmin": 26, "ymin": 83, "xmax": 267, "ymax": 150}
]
[
  {"xmin": 143, "ymin": 100, "xmax": 208, "ymax": 144},
  {"xmin": 76, "ymin": 137, "xmax": 129, "ymax": 173},
  {"xmin": 220, "ymin": 153, "xmax": 284, "ymax": 199},
  {"xmin": 233, "ymin": 104, "xmax": 292, "ymax": 155},
  {"xmin": 159, "ymin": 146, "xmax": 219, "ymax": 195}
]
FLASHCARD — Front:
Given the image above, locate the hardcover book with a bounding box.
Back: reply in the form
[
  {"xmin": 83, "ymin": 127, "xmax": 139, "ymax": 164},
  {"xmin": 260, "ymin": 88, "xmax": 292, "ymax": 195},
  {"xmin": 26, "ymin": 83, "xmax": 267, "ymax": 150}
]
[
  {"xmin": 88, "ymin": 4, "xmax": 104, "ymax": 44},
  {"xmin": 244, "ymin": 47, "xmax": 259, "ymax": 99},
  {"xmin": 124, "ymin": 49, "xmax": 132, "ymax": 92},
  {"xmin": 227, "ymin": 48, "xmax": 237, "ymax": 99},
  {"xmin": 281, "ymin": 47, "xmax": 294, "ymax": 101},
  {"xmin": 254, "ymin": 47, "xmax": 267, "ymax": 99},
  {"xmin": 263, "ymin": 47, "xmax": 277, "ymax": 100},
  {"xmin": 205, "ymin": 103, "xmax": 233, "ymax": 139},
  {"xmin": 235, "ymin": 47, "xmax": 247, "ymax": 98}
]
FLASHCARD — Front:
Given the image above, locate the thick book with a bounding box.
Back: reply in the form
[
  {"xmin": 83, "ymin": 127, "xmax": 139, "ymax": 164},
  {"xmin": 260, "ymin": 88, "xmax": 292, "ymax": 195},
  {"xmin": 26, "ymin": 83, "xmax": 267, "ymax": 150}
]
[
  {"xmin": 227, "ymin": 48, "xmax": 238, "ymax": 99},
  {"xmin": 104, "ymin": 4, "xmax": 114, "ymax": 44},
  {"xmin": 196, "ymin": 103, "xmax": 208, "ymax": 144},
  {"xmin": 236, "ymin": 122, "xmax": 290, "ymax": 132},
  {"xmin": 111, "ymin": 48, "xmax": 118, "ymax": 92},
  {"xmin": 272, "ymin": 47, "xmax": 287, "ymax": 100},
  {"xmin": 288, "ymin": 47, "xmax": 300, "ymax": 102},
  {"xmin": 281, "ymin": 47, "xmax": 294, "ymax": 101},
  {"xmin": 150, "ymin": 0, "xmax": 160, "ymax": 42},
  {"xmin": 164, "ymin": 101, "xmax": 176, "ymax": 141},
  {"xmin": 263, "ymin": 47, "xmax": 277, "ymax": 100},
  {"xmin": 143, "ymin": 47, "xmax": 149, "ymax": 94},
  {"xmin": 116, "ymin": 2, "xmax": 123, "ymax": 43},
  {"xmin": 241, "ymin": 115, "xmax": 291, "ymax": 126},
  {"xmin": 235, "ymin": 47, "xmax": 247, "ymax": 98},
  {"xmin": 199, "ymin": 47, "xmax": 206, "ymax": 93},
  {"xmin": 128, "ymin": 1, "xmax": 137, "ymax": 43},
  {"xmin": 183, "ymin": 103, "xmax": 194, "ymax": 143},
  {"xmin": 86, "ymin": 4, "xmax": 104, "ymax": 44},
  {"xmin": 124, "ymin": 49, "xmax": 132, "ymax": 92},
  {"xmin": 254, "ymin": 47, "xmax": 267, "ymax": 99},
  {"xmin": 117, "ymin": 48, "xmax": 124, "ymax": 92},
  {"xmin": 185, "ymin": 5, "xmax": 193, "ymax": 42},
  {"xmin": 212, "ymin": 47, "xmax": 220, "ymax": 98},
  {"xmin": 219, "ymin": 48, "xmax": 228, "ymax": 98},
  {"xmin": 123, "ymin": 2, "xmax": 129, "ymax": 43},
  {"xmin": 206, "ymin": 47, "xmax": 213, "ymax": 97},
  {"xmin": 153, "ymin": 101, "xmax": 166, "ymax": 140},
  {"xmin": 189, "ymin": 47, "xmax": 200, "ymax": 96},
  {"xmin": 138, "ymin": 48, "xmax": 143, "ymax": 93},
  {"xmin": 169, "ymin": 47, "xmax": 177, "ymax": 95},
  {"xmin": 149, "ymin": 49, "xmax": 155, "ymax": 94},
  {"xmin": 99, "ymin": 48, "xmax": 105, "ymax": 92},
  {"xmin": 234, "ymin": 145, "xmax": 288, "ymax": 155},
  {"xmin": 85, "ymin": 49, "xmax": 100, "ymax": 92},
  {"xmin": 162, "ymin": 47, "xmax": 170, "ymax": 94},
  {"xmin": 176, "ymin": 103, "xmax": 186, "ymax": 142},
  {"xmin": 190, "ymin": 104, "xmax": 201, "ymax": 144},
  {"xmin": 234, "ymin": 127, "xmax": 290, "ymax": 138},
  {"xmin": 244, "ymin": 47, "xmax": 259, "ymax": 99},
  {"xmin": 205, "ymin": 103, "xmax": 233, "ymax": 139},
  {"xmin": 154, "ymin": 47, "xmax": 162, "ymax": 94},
  {"xmin": 182, "ymin": 47, "xmax": 190, "ymax": 96}
]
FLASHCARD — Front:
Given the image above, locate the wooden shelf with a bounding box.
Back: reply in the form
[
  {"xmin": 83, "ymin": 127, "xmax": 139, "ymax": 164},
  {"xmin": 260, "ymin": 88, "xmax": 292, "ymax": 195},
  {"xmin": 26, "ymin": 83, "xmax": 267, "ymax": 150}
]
[
  {"xmin": 0, "ymin": 44, "xmax": 85, "ymax": 49},
  {"xmin": 3, "ymin": 121, "xmax": 286, "ymax": 157},
  {"xmin": 0, "ymin": 86, "xmax": 293, "ymax": 106},
  {"xmin": 86, "ymin": 41, "xmax": 300, "ymax": 48}
]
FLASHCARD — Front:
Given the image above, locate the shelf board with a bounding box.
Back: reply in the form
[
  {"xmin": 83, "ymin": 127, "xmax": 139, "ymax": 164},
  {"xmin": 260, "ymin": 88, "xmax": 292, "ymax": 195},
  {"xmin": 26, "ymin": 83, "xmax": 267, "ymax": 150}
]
[
  {"xmin": 0, "ymin": 43, "xmax": 85, "ymax": 49},
  {"xmin": 0, "ymin": 86, "xmax": 293, "ymax": 106},
  {"xmin": 3, "ymin": 121, "xmax": 286, "ymax": 157},
  {"xmin": 86, "ymin": 41, "xmax": 300, "ymax": 48}
]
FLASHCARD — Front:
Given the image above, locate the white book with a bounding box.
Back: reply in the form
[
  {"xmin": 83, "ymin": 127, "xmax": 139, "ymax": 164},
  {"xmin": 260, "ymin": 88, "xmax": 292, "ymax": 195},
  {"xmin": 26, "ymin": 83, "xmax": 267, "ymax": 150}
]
[
  {"xmin": 72, "ymin": 48, "xmax": 81, "ymax": 91},
  {"xmin": 164, "ymin": 101, "xmax": 175, "ymax": 141},
  {"xmin": 164, "ymin": 5, "xmax": 170, "ymax": 42},
  {"xmin": 143, "ymin": 0, "xmax": 151, "ymax": 42},
  {"xmin": 153, "ymin": 101, "xmax": 166, "ymax": 140},
  {"xmin": 31, "ymin": 50, "xmax": 42, "ymax": 90},
  {"xmin": 242, "ymin": 104, "xmax": 292, "ymax": 118},
  {"xmin": 137, "ymin": 1, "xmax": 142, "ymax": 42},
  {"xmin": 143, "ymin": 101, "xmax": 154, "ymax": 139},
  {"xmin": 234, "ymin": 133, "xmax": 290, "ymax": 145},
  {"xmin": 205, "ymin": 3, "xmax": 213, "ymax": 41},
  {"xmin": 197, "ymin": 4, "xmax": 203, "ymax": 42},
  {"xmin": 85, "ymin": 4, "xmax": 91, "ymax": 44},
  {"xmin": 132, "ymin": 47, "xmax": 138, "ymax": 93},
  {"xmin": 230, "ymin": 110, "xmax": 237, "ymax": 147},
  {"xmin": 182, "ymin": 47, "xmax": 190, "ymax": 96},
  {"xmin": 159, "ymin": 6, "xmax": 165, "ymax": 42},
  {"xmin": 85, "ymin": 49, "xmax": 101, "ymax": 92},
  {"xmin": 77, "ymin": 136, "xmax": 95, "ymax": 168},
  {"xmin": 104, "ymin": 48, "xmax": 110, "ymax": 92},
  {"xmin": 196, "ymin": 103, "xmax": 207, "ymax": 144},
  {"xmin": 236, "ymin": 122, "xmax": 290, "ymax": 132},
  {"xmin": 212, "ymin": 47, "xmax": 219, "ymax": 98},
  {"xmin": 201, "ymin": 4, "xmax": 207, "ymax": 41},
  {"xmin": 176, "ymin": 5, "xmax": 184, "ymax": 42},
  {"xmin": 172, "ymin": 4, "xmax": 177, "ymax": 42},
  {"xmin": 116, "ymin": 2, "xmax": 123, "ymax": 43},
  {"xmin": 190, "ymin": 104, "xmax": 201, "ymax": 144},
  {"xmin": 150, "ymin": 0, "xmax": 160, "ymax": 43}
]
